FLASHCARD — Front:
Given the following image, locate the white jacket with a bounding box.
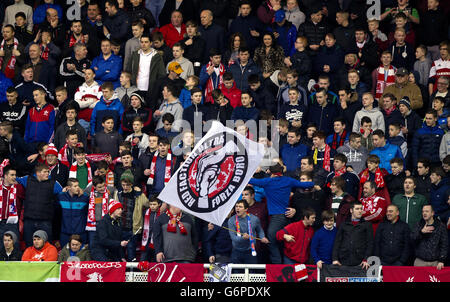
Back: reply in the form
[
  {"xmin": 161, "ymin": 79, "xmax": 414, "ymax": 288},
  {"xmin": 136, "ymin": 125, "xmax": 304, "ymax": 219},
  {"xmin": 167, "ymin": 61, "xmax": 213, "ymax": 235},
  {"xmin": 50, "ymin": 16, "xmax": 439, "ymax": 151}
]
[{"xmin": 74, "ymin": 81, "xmax": 102, "ymax": 109}]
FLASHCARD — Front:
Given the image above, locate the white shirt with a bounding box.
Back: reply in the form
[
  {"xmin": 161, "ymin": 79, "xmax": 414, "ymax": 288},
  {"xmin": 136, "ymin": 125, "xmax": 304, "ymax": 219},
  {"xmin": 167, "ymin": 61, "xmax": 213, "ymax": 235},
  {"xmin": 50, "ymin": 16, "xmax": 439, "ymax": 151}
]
[{"xmin": 137, "ymin": 49, "xmax": 156, "ymax": 91}]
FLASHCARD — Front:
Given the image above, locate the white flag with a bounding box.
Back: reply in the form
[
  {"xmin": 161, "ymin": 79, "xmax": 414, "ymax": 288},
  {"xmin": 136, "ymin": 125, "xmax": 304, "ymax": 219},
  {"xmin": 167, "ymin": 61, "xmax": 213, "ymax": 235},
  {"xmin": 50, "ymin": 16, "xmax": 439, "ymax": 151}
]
[{"xmin": 158, "ymin": 121, "xmax": 265, "ymax": 226}]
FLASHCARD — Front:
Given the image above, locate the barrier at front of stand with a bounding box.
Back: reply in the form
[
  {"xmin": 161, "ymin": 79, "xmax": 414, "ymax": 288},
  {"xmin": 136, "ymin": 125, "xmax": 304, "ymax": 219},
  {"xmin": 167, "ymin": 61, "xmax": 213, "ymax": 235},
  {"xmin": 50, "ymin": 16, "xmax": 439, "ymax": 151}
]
[{"xmin": 1, "ymin": 262, "xmax": 450, "ymax": 282}]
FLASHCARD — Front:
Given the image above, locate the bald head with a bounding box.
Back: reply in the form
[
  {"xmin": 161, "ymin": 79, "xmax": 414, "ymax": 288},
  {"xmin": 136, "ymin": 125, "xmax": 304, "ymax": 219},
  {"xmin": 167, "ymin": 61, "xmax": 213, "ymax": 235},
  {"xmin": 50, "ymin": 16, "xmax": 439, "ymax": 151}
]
[
  {"xmin": 28, "ymin": 43, "xmax": 42, "ymax": 61},
  {"xmin": 200, "ymin": 10, "xmax": 213, "ymax": 26}
]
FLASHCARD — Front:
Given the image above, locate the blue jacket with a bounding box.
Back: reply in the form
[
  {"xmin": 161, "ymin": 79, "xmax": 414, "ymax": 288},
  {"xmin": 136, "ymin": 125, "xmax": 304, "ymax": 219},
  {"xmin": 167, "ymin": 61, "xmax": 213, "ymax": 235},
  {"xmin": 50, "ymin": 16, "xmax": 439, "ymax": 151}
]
[
  {"xmin": 24, "ymin": 103, "xmax": 55, "ymax": 143},
  {"xmin": 228, "ymin": 59, "xmax": 262, "ymax": 91},
  {"xmin": 370, "ymin": 142, "xmax": 404, "ymax": 174},
  {"xmin": 58, "ymin": 192, "xmax": 89, "ymax": 235},
  {"xmin": 90, "ymin": 96, "xmax": 125, "ymax": 136},
  {"xmin": 179, "ymin": 85, "xmax": 203, "ymax": 109},
  {"xmin": 281, "ymin": 142, "xmax": 309, "ymax": 172},
  {"xmin": 0, "ymin": 72, "xmax": 13, "ymax": 103},
  {"xmin": 430, "ymin": 178, "xmax": 450, "ymax": 220},
  {"xmin": 249, "ymin": 177, "xmax": 314, "ymax": 215},
  {"xmin": 412, "ymin": 124, "xmax": 445, "ymax": 165},
  {"xmin": 311, "ymin": 226, "xmax": 337, "ymax": 264},
  {"xmin": 267, "ymin": 22, "xmax": 297, "ymax": 57},
  {"xmin": 91, "ymin": 54, "xmax": 123, "ymax": 89},
  {"xmin": 203, "ymin": 218, "xmax": 232, "ymax": 258},
  {"xmin": 231, "ymin": 106, "xmax": 259, "ymax": 122}
]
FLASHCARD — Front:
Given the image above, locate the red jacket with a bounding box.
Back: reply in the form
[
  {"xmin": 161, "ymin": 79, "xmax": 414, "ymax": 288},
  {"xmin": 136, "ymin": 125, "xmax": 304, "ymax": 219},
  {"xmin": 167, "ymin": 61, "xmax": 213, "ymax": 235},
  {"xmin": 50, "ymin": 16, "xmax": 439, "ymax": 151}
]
[
  {"xmin": 276, "ymin": 220, "xmax": 314, "ymax": 263},
  {"xmin": 360, "ymin": 193, "xmax": 387, "ymax": 234},
  {"xmin": 220, "ymin": 82, "xmax": 242, "ymax": 108},
  {"xmin": 157, "ymin": 23, "xmax": 186, "ymax": 48}
]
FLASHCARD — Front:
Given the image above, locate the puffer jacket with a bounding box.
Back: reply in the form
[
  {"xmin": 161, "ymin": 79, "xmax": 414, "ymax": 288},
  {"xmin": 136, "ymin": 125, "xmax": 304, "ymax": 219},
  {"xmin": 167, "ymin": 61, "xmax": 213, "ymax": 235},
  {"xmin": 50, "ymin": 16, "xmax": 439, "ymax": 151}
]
[
  {"xmin": 411, "ymin": 123, "xmax": 445, "ymax": 166},
  {"xmin": 411, "ymin": 217, "xmax": 448, "ymax": 263}
]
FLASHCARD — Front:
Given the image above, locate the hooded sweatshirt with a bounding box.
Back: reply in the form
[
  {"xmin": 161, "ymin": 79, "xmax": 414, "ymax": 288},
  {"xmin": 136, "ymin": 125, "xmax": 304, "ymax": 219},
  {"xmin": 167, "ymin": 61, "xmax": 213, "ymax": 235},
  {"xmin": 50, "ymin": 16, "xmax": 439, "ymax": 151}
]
[
  {"xmin": 352, "ymin": 107, "xmax": 385, "ymax": 133},
  {"xmin": 155, "ymin": 98, "xmax": 184, "ymax": 132},
  {"xmin": 337, "ymin": 142, "xmax": 369, "ymax": 175}
]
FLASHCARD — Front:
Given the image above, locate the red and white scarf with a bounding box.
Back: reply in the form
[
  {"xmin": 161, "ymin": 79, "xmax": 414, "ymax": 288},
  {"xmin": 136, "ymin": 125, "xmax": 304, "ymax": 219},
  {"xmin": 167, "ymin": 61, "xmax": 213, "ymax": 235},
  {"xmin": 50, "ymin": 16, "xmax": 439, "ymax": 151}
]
[
  {"xmin": 0, "ymin": 38, "xmax": 19, "ymax": 79},
  {"xmin": 86, "ymin": 185, "xmax": 110, "ymax": 231},
  {"xmin": 204, "ymin": 61, "xmax": 225, "ymax": 104},
  {"xmin": 375, "ymin": 65, "xmax": 396, "ymax": 100},
  {"xmin": 147, "ymin": 151, "xmax": 172, "ymax": 186},
  {"xmin": 0, "ymin": 182, "xmax": 18, "ymax": 221},
  {"xmin": 360, "ymin": 167, "xmax": 385, "ymax": 188},
  {"xmin": 58, "ymin": 144, "xmax": 71, "ymax": 167},
  {"xmin": 166, "ymin": 210, "xmax": 187, "ymax": 235},
  {"xmin": 313, "ymin": 144, "xmax": 332, "ymax": 172},
  {"xmin": 69, "ymin": 160, "xmax": 93, "ymax": 185},
  {"xmin": 0, "ymin": 159, "xmax": 10, "ymax": 178},
  {"xmin": 141, "ymin": 208, "xmax": 161, "ymax": 250}
]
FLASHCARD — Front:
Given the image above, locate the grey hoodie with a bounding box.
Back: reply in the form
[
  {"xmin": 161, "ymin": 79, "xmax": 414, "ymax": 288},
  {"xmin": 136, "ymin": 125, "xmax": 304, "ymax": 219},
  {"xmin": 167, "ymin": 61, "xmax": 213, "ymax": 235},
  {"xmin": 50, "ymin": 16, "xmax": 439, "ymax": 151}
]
[
  {"xmin": 352, "ymin": 107, "xmax": 385, "ymax": 133},
  {"xmin": 3, "ymin": 0, "xmax": 34, "ymax": 32},
  {"xmin": 155, "ymin": 98, "xmax": 184, "ymax": 132},
  {"xmin": 337, "ymin": 142, "xmax": 369, "ymax": 175},
  {"xmin": 166, "ymin": 57, "xmax": 194, "ymax": 80}
]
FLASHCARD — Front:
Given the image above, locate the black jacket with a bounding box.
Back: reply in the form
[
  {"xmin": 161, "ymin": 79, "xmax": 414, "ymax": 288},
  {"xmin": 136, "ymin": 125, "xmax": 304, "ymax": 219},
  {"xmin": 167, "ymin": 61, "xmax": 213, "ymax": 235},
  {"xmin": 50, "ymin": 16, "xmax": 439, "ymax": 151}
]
[
  {"xmin": 23, "ymin": 176, "xmax": 57, "ymax": 221},
  {"xmin": 103, "ymin": 9, "xmax": 130, "ymax": 43},
  {"xmin": 348, "ymin": 37, "xmax": 379, "ymax": 71},
  {"xmin": 203, "ymin": 101, "xmax": 233, "ymax": 126},
  {"xmin": 127, "ymin": 4, "xmax": 156, "ymax": 32},
  {"xmin": 93, "ymin": 214, "xmax": 124, "ymax": 261},
  {"xmin": 291, "ymin": 189, "xmax": 327, "ymax": 229},
  {"xmin": 374, "ymin": 217, "xmax": 411, "ymax": 265},
  {"xmin": 411, "ymin": 217, "xmax": 448, "ymax": 263},
  {"xmin": 290, "ymin": 50, "xmax": 312, "ymax": 89},
  {"xmin": 297, "ymin": 20, "xmax": 329, "ymax": 48},
  {"xmin": 159, "ymin": 0, "xmax": 196, "ymax": 28},
  {"xmin": 249, "ymin": 83, "xmax": 276, "ymax": 115},
  {"xmin": 0, "ymin": 247, "xmax": 22, "ymax": 261},
  {"xmin": 332, "ymin": 217, "xmax": 374, "ymax": 266},
  {"xmin": 0, "ymin": 101, "xmax": 27, "ymax": 134}
]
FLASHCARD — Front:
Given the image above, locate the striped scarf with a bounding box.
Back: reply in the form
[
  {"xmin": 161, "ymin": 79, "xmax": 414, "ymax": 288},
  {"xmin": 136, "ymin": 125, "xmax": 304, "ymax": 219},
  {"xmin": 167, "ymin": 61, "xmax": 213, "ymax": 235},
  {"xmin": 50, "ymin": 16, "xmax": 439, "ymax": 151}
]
[
  {"xmin": 204, "ymin": 61, "xmax": 225, "ymax": 104},
  {"xmin": 141, "ymin": 208, "xmax": 161, "ymax": 250},
  {"xmin": 0, "ymin": 38, "xmax": 19, "ymax": 79},
  {"xmin": 69, "ymin": 160, "xmax": 93, "ymax": 185},
  {"xmin": 86, "ymin": 185, "xmax": 110, "ymax": 231},
  {"xmin": 375, "ymin": 65, "xmax": 396, "ymax": 100},
  {"xmin": 147, "ymin": 151, "xmax": 172, "ymax": 186},
  {"xmin": 0, "ymin": 182, "xmax": 18, "ymax": 221},
  {"xmin": 313, "ymin": 144, "xmax": 332, "ymax": 172}
]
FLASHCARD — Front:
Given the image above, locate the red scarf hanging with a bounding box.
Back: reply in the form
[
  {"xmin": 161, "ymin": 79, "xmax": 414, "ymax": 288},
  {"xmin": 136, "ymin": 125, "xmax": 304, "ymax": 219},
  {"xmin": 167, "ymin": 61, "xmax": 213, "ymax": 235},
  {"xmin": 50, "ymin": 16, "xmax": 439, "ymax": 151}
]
[
  {"xmin": 40, "ymin": 43, "xmax": 49, "ymax": 61},
  {"xmin": 375, "ymin": 65, "xmax": 396, "ymax": 100},
  {"xmin": 166, "ymin": 210, "xmax": 187, "ymax": 235},
  {"xmin": 327, "ymin": 166, "xmax": 346, "ymax": 188},
  {"xmin": 313, "ymin": 144, "xmax": 332, "ymax": 172},
  {"xmin": 58, "ymin": 144, "xmax": 70, "ymax": 167},
  {"xmin": 204, "ymin": 61, "xmax": 225, "ymax": 104},
  {"xmin": 0, "ymin": 38, "xmax": 19, "ymax": 79},
  {"xmin": 360, "ymin": 167, "xmax": 385, "ymax": 188},
  {"xmin": 147, "ymin": 150, "xmax": 172, "ymax": 186},
  {"xmin": 0, "ymin": 159, "xmax": 10, "ymax": 178},
  {"xmin": 0, "ymin": 182, "xmax": 18, "ymax": 221},
  {"xmin": 86, "ymin": 185, "xmax": 110, "ymax": 231},
  {"xmin": 141, "ymin": 208, "xmax": 161, "ymax": 250},
  {"xmin": 384, "ymin": 104, "xmax": 397, "ymax": 116},
  {"xmin": 69, "ymin": 160, "xmax": 93, "ymax": 185},
  {"xmin": 331, "ymin": 130, "xmax": 347, "ymax": 150}
]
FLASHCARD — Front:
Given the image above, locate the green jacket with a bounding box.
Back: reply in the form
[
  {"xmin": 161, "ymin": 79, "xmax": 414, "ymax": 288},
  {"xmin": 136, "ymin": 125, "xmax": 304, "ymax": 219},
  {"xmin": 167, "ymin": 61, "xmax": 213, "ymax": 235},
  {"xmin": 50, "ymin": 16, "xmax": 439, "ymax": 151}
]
[
  {"xmin": 57, "ymin": 243, "xmax": 92, "ymax": 263},
  {"xmin": 392, "ymin": 193, "xmax": 428, "ymax": 229}
]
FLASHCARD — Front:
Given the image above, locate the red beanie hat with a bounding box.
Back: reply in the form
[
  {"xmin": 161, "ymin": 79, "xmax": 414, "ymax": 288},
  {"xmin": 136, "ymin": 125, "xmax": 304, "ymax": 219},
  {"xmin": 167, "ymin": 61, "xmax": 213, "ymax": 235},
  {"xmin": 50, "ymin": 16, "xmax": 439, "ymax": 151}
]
[
  {"xmin": 45, "ymin": 144, "xmax": 58, "ymax": 157},
  {"xmin": 109, "ymin": 200, "xmax": 123, "ymax": 215}
]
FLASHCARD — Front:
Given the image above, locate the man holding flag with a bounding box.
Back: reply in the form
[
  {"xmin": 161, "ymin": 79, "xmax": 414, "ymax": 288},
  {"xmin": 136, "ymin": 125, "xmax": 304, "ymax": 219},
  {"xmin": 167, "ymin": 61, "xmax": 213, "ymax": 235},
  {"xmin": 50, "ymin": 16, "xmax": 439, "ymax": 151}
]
[{"xmin": 228, "ymin": 199, "xmax": 268, "ymax": 264}]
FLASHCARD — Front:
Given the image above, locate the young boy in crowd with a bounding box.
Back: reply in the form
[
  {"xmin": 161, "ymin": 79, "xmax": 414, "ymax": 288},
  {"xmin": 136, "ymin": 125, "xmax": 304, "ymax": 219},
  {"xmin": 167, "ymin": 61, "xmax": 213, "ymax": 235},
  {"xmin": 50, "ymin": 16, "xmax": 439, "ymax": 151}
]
[
  {"xmin": 179, "ymin": 75, "xmax": 201, "ymax": 109},
  {"xmin": 275, "ymin": 118, "xmax": 289, "ymax": 150},
  {"xmin": 360, "ymin": 116, "xmax": 374, "ymax": 151},
  {"xmin": 276, "ymin": 207, "xmax": 316, "ymax": 264},
  {"xmin": 139, "ymin": 195, "xmax": 161, "ymax": 262},
  {"xmin": 155, "ymin": 113, "xmax": 180, "ymax": 144},
  {"xmin": 125, "ymin": 117, "xmax": 149, "ymax": 160},
  {"xmin": 388, "ymin": 123, "xmax": 408, "ymax": 158},
  {"xmin": 413, "ymin": 45, "xmax": 432, "ymax": 88},
  {"xmin": 58, "ymin": 129, "xmax": 81, "ymax": 168},
  {"xmin": 69, "ymin": 147, "xmax": 93, "ymax": 190},
  {"xmin": 385, "ymin": 157, "xmax": 407, "ymax": 200},
  {"xmin": 220, "ymin": 72, "xmax": 242, "ymax": 109},
  {"xmin": 326, "ymin": 117, "xmax": 349, "ymax": 151},
  {"xmin": 310, "ymin": 210, "xmax": 337, "ymax": 269},
  {"xmin": 301, "ymin": 123, "xmax": 318, "ymax": 148},
  {"xmin": 358, "ymin": 154, "xmax": 391, "ymax": 203},
  {"xmin": 92, "ymin": 116, "xmax": 123, "ymax": 159},
  {"xmin": 94, "ymin": 160, "xmax": 115, "ymax": 188}
]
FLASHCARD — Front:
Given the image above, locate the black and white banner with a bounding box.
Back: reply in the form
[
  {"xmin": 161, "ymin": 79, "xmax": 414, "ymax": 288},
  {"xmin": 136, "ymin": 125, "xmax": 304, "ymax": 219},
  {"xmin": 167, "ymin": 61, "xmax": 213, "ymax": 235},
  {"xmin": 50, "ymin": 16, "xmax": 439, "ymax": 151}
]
[{"xmin": 158, "ymin": 121, "xmax": 265, "ymax": 226}]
